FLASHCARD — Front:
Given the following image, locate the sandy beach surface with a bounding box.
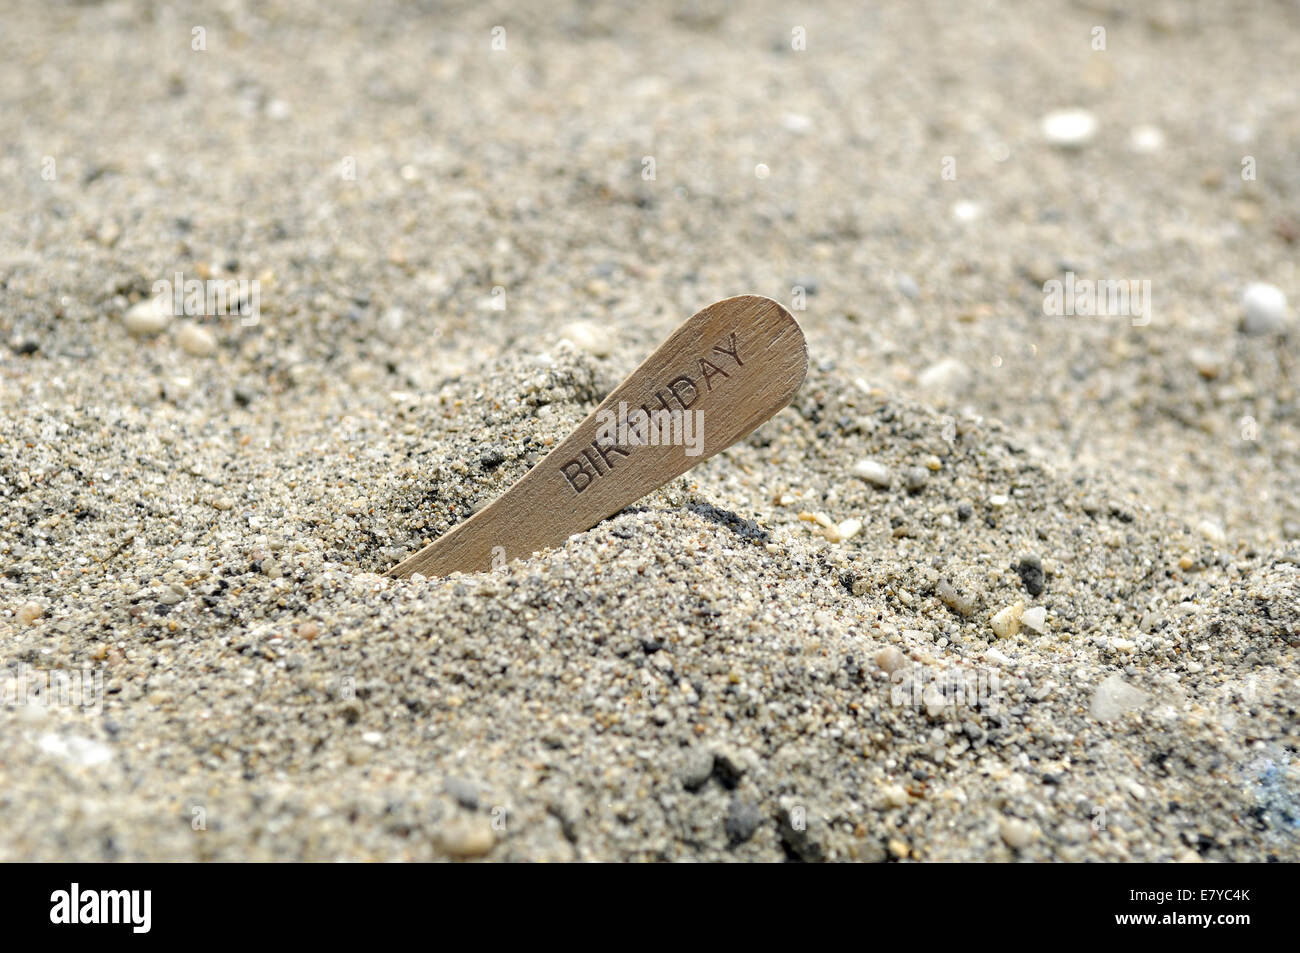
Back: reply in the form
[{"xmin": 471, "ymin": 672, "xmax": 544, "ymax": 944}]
[{"xmin": 2, "ymin": 0, "xmax": 1298, "ymax": 861}]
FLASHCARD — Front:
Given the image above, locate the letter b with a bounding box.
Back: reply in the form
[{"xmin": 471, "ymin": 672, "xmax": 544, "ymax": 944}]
[{"xmin": 561, "ymin": 459, "xmax": 593, "ymax": 493}]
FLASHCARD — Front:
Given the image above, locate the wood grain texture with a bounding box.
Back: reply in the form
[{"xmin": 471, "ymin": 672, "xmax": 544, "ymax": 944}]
[{"xmin": 388, "ymin": 295, "xmax": 808, "ymax": 579}]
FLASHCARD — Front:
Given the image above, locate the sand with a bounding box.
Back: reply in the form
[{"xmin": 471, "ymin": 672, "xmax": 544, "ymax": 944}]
[{"xmin": 1, "ymin": 0, "xmax": 1298, "ymax": 861}]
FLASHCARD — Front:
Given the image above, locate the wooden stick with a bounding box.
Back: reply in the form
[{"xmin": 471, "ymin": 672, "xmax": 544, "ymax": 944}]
[{"xmin": 388, "ymin": 295, "xmax": 808, "ymax": 579}]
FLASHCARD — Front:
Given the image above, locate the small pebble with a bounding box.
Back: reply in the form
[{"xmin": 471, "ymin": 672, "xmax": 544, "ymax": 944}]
[
  {"xmin": 1197, "ymin": 519, "xmax": 1226, "ymax": 545},
  {"xmin": 923, "ymin": 684, "xmax": 946, "ymax": 718},
  {"xmin": 436, "ymin": 816, "xmax": 496, "ymax": 858},
  {"xmin": 176, "ymin": 321, "xmax": 218, "ymax": 357},
  {"xmin": 17, "ymin": 601, "xmax": 45, "ymax": 625},
  {"xmin": 781, "ymin": 113, "xmax": 812, "ymax": 133},
  {"xmin": 1041, "ymin": 108, "xmax": 1098, "ymax": 148},
  {"xmin": 1021, "ymin": 605, "xmax": 1048, "ymax": 633},
  {"xmin": 157, "ymin": 584, "xmax": 186, "ymax": 606},
  {"xmin": 1241, "ymin": 282, "xmax": 1289, "ymax": 335},
  {"xmin": 916, "ymin": 357, "xmax": 972, "ymax": 396},
  {"xmin": 990, "ymin": 600, "xmax": 1025, "ymax": 638},
  {"xmin": 444, "ymin": 777, "xmax": 481, "ymax": 809},
  {"xmin": 937, "ymin": 579, "xmax": 976, "ymax": 617},
  {"xmin": 679, "ymin": 747, "xmax": 714, "ymax": 791},
  {"xmin": 882, "ymin": 784, "xmax": 910, "ymax": 809},
  {"xmin": 835, "ymin": 517, "xmax": 862, "ymax": 542},
  {"xmin": 724, "ymin": 797, "xmax": 762, "ymax": 845},
  {"xmin": 1000, "ymin": 817, "xmax": 1036, "ymax": 850},
  {"xmin": 123, "ymin": 298, "xmax": 170, "ymax": 337},
  {"xmin": 1090, "ymin": 674, "xmax": 1149, "ymax": 722},
  {"xmin": 875, "ymin": 646, "xmax": 907, "ymax": 674},
  {"xmin": 38, "ymin": 733, "xmax": 113, "ymax": 768},
  {"xmin": 560, "ymin": 320, "xmax": 613, "ymax": 357},
  {"xmin": 1016, "ymin": 554, "xmax": 1045, "ymax": 595},
  {"xmin": 1189, "ymin": 347, "xmax": 1225, "ymax": 379},
  {"xmin": 800, "ymin": 511, "xmax": 850, "ymax": 542},
  {"xmin": 1129, "ymin": 125, "xmax": 1165, "ymax": 154},
  {"xmin": 853, "ymin": 458, "xmax": 892, "ymax": 488}
]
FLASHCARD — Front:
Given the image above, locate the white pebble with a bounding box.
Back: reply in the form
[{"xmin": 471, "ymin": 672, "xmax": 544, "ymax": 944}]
[
  {"xmin": 916, "ymin": 357, "xmax": 971, "ymax": 396},
  {"xmin": 436, "ymin": 817, "xmax": 496, "ymax": 857},
  {"xmin": 781, "ymin": 113, "xmax": 812, "ymax": 133},
  {"xmin": 17, "ymin": 601, "xmax": 45, "ymax": 625},
  {"xmin": 1197, "ymin": 519, "xmax": 1226, "ymax": 545},
  {"xmin": 1090, "ymin": 674, "xmax": 1149, "ymax": 722},
  {"xmin": 1189, "ymin": 347, "xmax": 1225, "ymax": 379},
  {"xmin": 157, "ymin": 583, "xmax": 186, "ymax": 605},
  {"xmin": 123, "ymin": 298, "xmax": 171, "ymax": 337},
  {"xmin": 176, "ymin": 322, "xmax": 218, "ymax": 357},
  {"xmin": 560, "ymin": 320, "xmax": 613, "ymax": 357},
  {"xmin": 875, "ymin": 646, "xmax": 907, "ymax": 674},
  {"xmin": 835, "ymin": 517, "xmax": 863, "ymax": 542},
  {"xmin": 985, "ymin": 647, "xmax": 1012, "ymax": 666},
  {"xmin": 1041, "ymin": 108, "xmax": 1098, "ymax": 148},
  {"xmin": 989, "ymin": 600, "xmax": 1025, "ymax": 639},
  {"xmin": 951, "ymin": 200, "xmax": 980, "ymax": 222},
  {"xmin": 853, "ymin": 459, "xmax": 892, "ymax": 488},
  {"xmin": 882, "ymin": 785, "xmax": 910, "ymax": 809},
  {"xmin": 1129, "ymin": 125, "xmax": 1165, "ymax": 154},
  {"xmin": 1000, "ymin": 817, "xmax": 1036, "ymax": 849},
  {"xmin": 38, "ymin": 733, "xmax": 113, "ymax": 767},
  {"xmin": 1021, "ymin": 605, "xmax": 1048, "ymax": 633},
  {"xmin": 1241, "ymin": 282, "xmax": 1289, "ymax": 335}
]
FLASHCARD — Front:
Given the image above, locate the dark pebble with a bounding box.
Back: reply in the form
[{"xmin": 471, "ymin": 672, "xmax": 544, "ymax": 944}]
[
  {"xmin": 724, "ymin": 797, "xmax": 762, "ymax": 846},
  {"xmin": 1017, "ymin": 555, "xmax": 1045, "ymax": 596},
  {"xmin": 444, "ymin": 777, "xmax": 481, "ymax": 810},
  {"xmin": 712, "ymin": 752, "xmax": 746, "ymax": 790}
]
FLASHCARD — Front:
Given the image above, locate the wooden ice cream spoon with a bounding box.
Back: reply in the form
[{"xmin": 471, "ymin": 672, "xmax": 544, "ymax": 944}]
[{"xmin": 388, "ymin": 294, "xmax": 808, "ymax": 579}]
